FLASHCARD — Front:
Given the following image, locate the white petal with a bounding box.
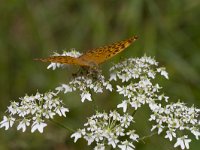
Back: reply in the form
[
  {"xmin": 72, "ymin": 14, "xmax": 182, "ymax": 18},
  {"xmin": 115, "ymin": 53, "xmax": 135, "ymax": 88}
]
[
  {"xmin": 117, "ymin": 100, "xmax": 128, "ymax": 112},
  {"xmin": 71, "ymin": 132, "xmax": 82, "ymax": 143},
  {"xmin": 81, "ymin": 91, "xmax": 92, "ymax": 102}
]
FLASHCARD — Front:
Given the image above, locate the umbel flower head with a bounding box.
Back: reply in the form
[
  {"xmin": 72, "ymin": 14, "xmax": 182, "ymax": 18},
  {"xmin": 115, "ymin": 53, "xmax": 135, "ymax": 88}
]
[
  {"xmin": 55, "ymin": 70, "xmax": 112, "ymax": 102},
  {"xmin": 0, "ymin": 91, "xmax": 69, "ymax": 133},
  {"xmin": 71, "ymin": 111, "xmax": 139, "ymax": 150},
  {"xmin": 0, "ymin": 50, "xmax": 199, "ymax": 150}
]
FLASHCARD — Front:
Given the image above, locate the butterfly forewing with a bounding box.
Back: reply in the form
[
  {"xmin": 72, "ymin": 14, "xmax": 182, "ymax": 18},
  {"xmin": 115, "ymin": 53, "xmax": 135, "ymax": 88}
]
[
  {"xmin": 36, "ymin": 35, "xmax": 138, "ymax": 67},
  {"xmin": 79, "ymin": 36, "xmax": 138, "ymax": 65}
]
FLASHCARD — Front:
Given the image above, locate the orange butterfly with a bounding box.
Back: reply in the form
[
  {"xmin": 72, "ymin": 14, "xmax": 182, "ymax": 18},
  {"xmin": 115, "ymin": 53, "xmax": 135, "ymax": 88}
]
[{"xmin": 36, "ymin": 36, "xmax": 138, "ymax": 67}]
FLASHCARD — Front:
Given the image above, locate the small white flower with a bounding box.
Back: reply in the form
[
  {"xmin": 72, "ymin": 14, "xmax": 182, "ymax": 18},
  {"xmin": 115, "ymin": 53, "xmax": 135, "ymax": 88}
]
[
  {"xmin": 174, "ymin": 136, "xmax": 191, "ymax": 149},
  {"xmin": 151, "ymin": 124, "xmax": 164, "ymax": 134},
  {"xmin": 118, "ymin": 72, "xmax": 131, "ymax": 82},
  {"xmin": 81, "ymin": 91, "xmax": 92, "ymax": 102},
  {"xmin": 120, "ymin": 114, "xmax": 133, "ymax": 128},
  {"xmin": 118, "ymin": 140, "xmax": 135, "ymax": 150},
  {"xmin": 117, "ymin": 86, "xmax": 129, "ymax": 97},
  {"xmin": 149, "ymin": 114, "xmax": 156, "ymax": 121},
  {"xmin": 190, "ymin": 127, "xmax": 200, "ymax": 140},
  {"xmin": 115, "ymin": 127, "xmax": 125, "ymax": 136},
  {"xmin": 108, "ymin": 136, "xmax": 119, "ymax": 148},
  {"xmin": 148, "ymin": 70, "xmax": 155, "ymax": 79},
  {"xmin": 109, "ymin": 111, "xmax": 120, "ymax": 121},
  {"xmin": 31, "ymin": 120, "xmax": 47, "ymax": 133},
  {"xmin": 130, "ymin": 99, "xmax": 141, "ymax": 110},
  {"xmin": 157, "ymin": 67, "xmax": 168, "ymax": 79},
  {"xmin": 71, "ymin": 129, "xmax": 85, "ymax": 142},
  {"xmin": 127, "ymin": 130, "xmax": 139, "ymax": 141},
  {"xmin": 164, "ymin": 96, "xmax": 169, "ymax": 102},
  {"xmin": 55, "ymin": 86, "xmax": 64, "ymax": 93},
  {"xmin": 104, "ymin": 82, "xmax": 112, "ymax": 91},
  {"xmin": 7, "ymin": 101, "xmax": 19, "ymax": 115},
  {"xmin": 93, "ymin": 84, "xmax": 103, "ymax": 93},
  {"xmin": 165, "ymin": 129, "xmax": 176, "ymax": 141},
  {"xmin": 117, "ymin": 100, "xmax": 128, "ymax": 112},
  {"xmin": 43, "ymin": 110, "xmax": 55, "ymax": 119},
  {"xmin": 55, "ymin": 106, "xmax": 69, "ymax": 117},
  {"xmin": 84, "ymin": 134, "xmax": 95, "ymax": 145},
  {"xmin": 62, "ymin": 84, "xmax": 73, "ymax": 93},
  {"xmin": 0, "ymin": 116, "xmax": 15, "ymax": 130},
  {"xmin": 47, "ymin": 63, "xmax": 60, "ymax": 70},
  {"xmin": 94, "ymin": 143, "xmax": 105, "ymax": 150},
  {"xmin": 157, "ymin": 124, "xmax": 165, "ymax": 133},
  {"xmin": 151, "ymin": 125, "xmax": 157, "ymax": 132},
  {"xmin": 18, "ymin": 107, "xmax": 28, "ymax": 117},
  {"xmin": 86, "ymin": 118, "xmax": 96, "ymax": 127},
  {"xmin": 17, "ymin": 118, "xmax": 30, "ymax": 132},
  {"xmin": 109, "ymin": 72, "xmax": 117, "ymax": 81}
]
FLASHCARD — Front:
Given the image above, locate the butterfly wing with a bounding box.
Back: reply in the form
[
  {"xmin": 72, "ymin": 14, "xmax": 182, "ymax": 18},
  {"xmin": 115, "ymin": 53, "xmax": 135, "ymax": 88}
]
[
  {"xmin": 35, "ymin": 56, "xmax": 88, "ymax": 66},
  {"xmin": 78, "ymin": 36, "xmax": 138, "ymax": 66},
  {"xmin": 36, "ymin": 36, "xmax": 138, "ymax": 67}
]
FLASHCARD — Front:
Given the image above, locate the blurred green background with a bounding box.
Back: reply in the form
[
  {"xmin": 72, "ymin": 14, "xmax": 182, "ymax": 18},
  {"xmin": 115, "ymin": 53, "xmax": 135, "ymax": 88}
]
[{"xmin": 0, "ymin": 0, "xmax": 200, "ymax": 149}]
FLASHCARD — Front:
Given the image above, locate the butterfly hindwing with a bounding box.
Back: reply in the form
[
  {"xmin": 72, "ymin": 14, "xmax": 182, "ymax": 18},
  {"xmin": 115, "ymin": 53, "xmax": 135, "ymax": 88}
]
[{"xmin": 35, "ymin": 56, "xmax": 86, "ymax": 66}]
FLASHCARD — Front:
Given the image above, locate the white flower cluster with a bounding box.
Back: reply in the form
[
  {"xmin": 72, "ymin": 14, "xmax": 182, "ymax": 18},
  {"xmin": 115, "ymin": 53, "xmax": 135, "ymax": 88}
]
[
  {"xmin": 149, "ymin": 102, "xmax": 200, "ymax": 149},
  {"xmin": 0, "ymin": 52, "xmax": 199, "ymax": 150},
  {"xmin": 108, "ymin": 56, "xmax": 199, "ymax": 149},
  {"xmin": 0, "ymin": 92, "xmax": 69, "ymax": 133},
  {"xmin": 71, "ymin": 111, "xmax": 139, "ymax": 150},
  {"xmin": 47, "ymin": 50, "xmax": 82, "ymax": 70},
  {"xmin": 56, "ymin": 74, "xmax": 112, "ymax": 102},
  {"xmin": 109, "ymin": 56, "xmax": 169, "ymax": 112},
  {"xmin": 109, "ymin": 56, "xmax": 168, "ymax": 81}
]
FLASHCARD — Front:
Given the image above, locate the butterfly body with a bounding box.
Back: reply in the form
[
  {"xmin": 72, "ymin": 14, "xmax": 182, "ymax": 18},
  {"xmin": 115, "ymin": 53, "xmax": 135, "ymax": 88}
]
[{"xmin": 36, "ymin": 35, "xmax": 138, "ymax": 67}]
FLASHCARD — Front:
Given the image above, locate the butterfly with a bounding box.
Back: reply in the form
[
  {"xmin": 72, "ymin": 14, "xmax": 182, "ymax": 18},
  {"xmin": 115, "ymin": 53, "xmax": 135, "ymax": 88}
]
[{"xmin": 35, "ymin": 35, "xmax": 138, "ymax": 67}]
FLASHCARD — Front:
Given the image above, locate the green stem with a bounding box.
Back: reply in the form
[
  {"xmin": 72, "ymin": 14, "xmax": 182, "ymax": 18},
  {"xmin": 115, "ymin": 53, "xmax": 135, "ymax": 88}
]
[
  {"xmin": 138, "ymin": 131, "xmax": 158, "ymax": 143},
  {"xmin": 138, "ymin": 127, "xmax": 167, "ymax": 143},
  {"xmin": 49, "ymin": 119, "xmax": 75, "ymax": 132},
  {"xmin": 90, "ymin": 89, "xmax": 98, "ymax": 111},
  {"xmin": 131, "ymin": 109, "xmax": 137, "ymax": 116}
]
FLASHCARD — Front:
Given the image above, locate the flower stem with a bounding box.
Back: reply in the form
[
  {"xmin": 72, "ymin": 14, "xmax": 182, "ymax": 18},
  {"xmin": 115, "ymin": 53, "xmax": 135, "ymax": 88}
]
[
  {"xmin": 138, "ymin": 131, "xmax": 158, "ymax": 143},
  {"xmin": 49, "ymin": 119, "xmax": 75, "ymax": 132},
  {"xmin": 90, "ymin": 89, "xmax": 98, "ymax": 111},
  {"xmin": 131, "ymin": 109, "xmax": 137, "ymax": 116}
]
